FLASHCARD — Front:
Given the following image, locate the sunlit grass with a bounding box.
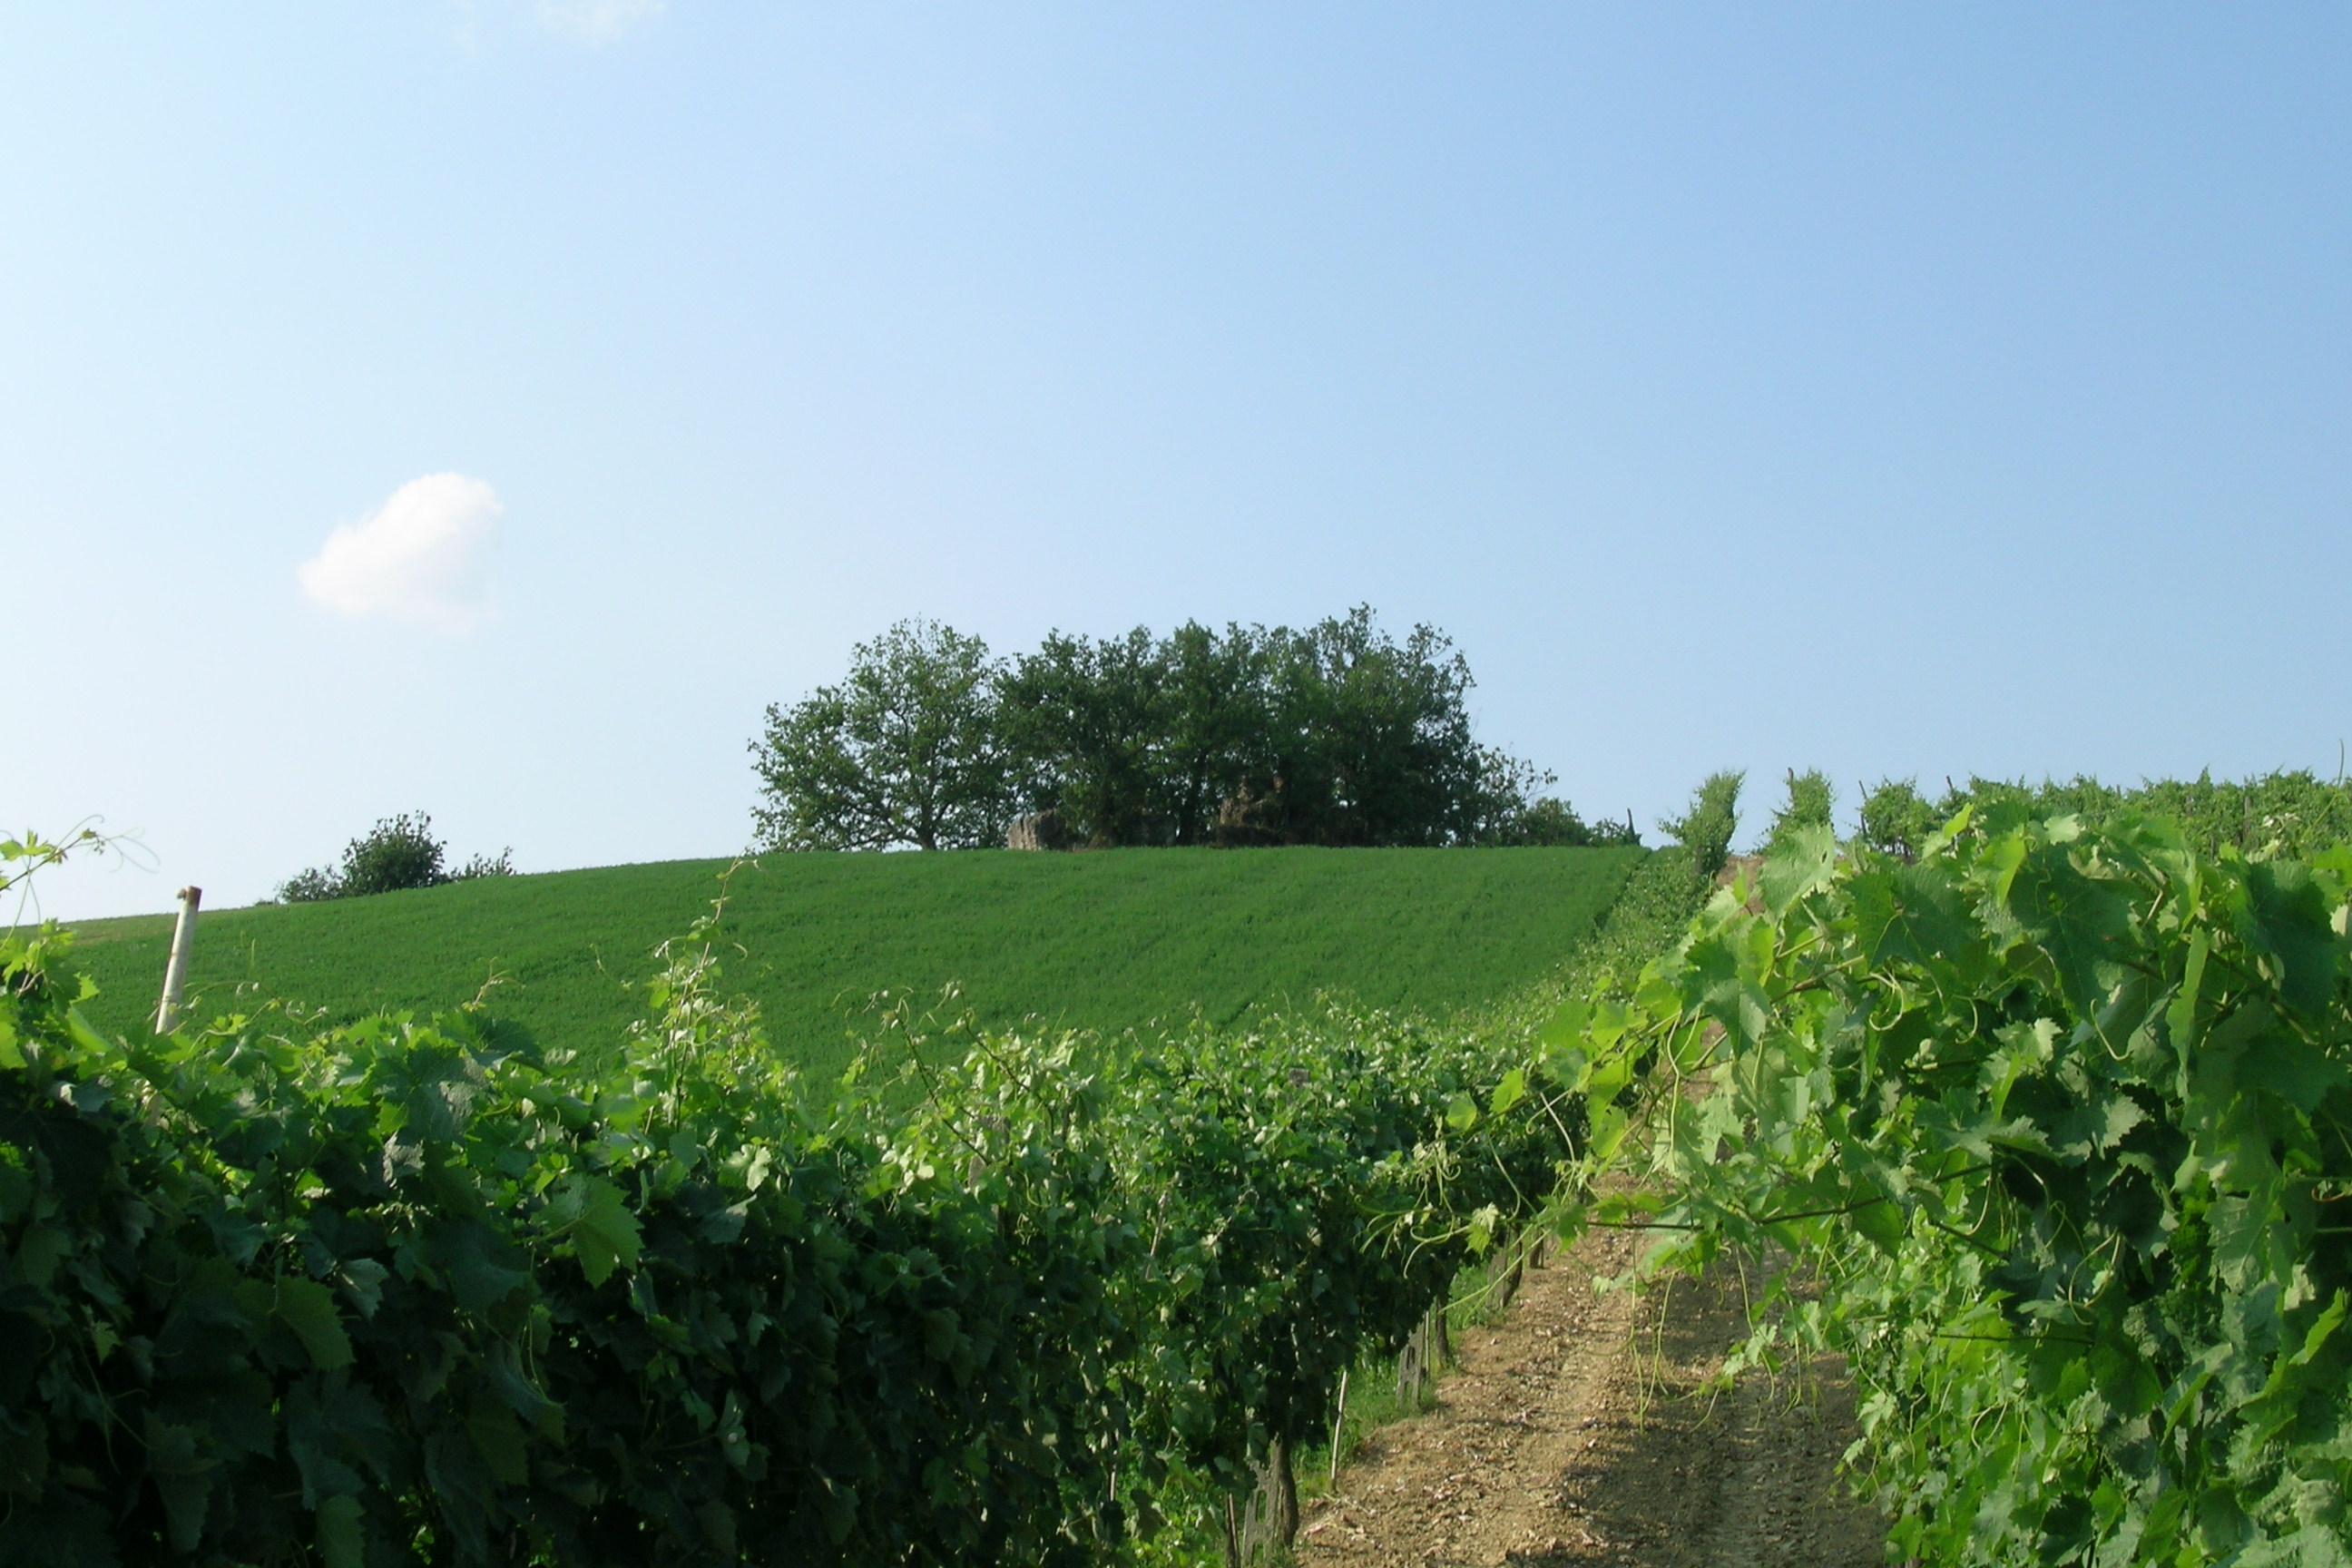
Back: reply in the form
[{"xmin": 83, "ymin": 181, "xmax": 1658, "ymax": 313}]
[{"xmin": 63, "ymin": 846, "xmax": 1642, "ymax": 1080}]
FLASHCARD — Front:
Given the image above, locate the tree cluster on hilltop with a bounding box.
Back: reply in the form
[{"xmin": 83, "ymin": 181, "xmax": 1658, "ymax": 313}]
[{"xmin": 749, "ymin": 608, "xmax": 1638, "ymax": 853}]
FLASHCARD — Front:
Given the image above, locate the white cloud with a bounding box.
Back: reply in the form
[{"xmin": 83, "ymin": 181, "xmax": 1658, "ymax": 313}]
[
  {"xmin": 532, "ymin": 0, "xmax": 663, "ymax": 45},
  {"xmin": 298, "ymin": 473, "xmax": 503, "ymax": 635}
]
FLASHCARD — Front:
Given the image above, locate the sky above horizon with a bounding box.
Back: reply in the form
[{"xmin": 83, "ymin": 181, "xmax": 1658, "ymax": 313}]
[{"xmin": 9, "ymin": 4, "xmax": 2347, "ymax": 920}]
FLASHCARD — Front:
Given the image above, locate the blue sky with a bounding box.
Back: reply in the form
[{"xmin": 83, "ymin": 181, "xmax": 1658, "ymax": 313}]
[{"xmin": 10, "ymin": 4, "xmax": 2347, "ymax": 918}]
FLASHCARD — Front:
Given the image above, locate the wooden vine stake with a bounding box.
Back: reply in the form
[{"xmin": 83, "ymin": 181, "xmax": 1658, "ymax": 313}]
[
  {"xmin": 1396, "ymin": 1301, "xmax": 1444, "ymax": 1409},
  {"xmin": 1223, "ymin": 1436, "xmax": 1296, "ymax": 1567},
  {"xmin": 1396, "ymin": 1315, "xmax": 1427, "ymax": 1408},
  {"xmin": 153, "ymin": 885, "xmax": 201, "ymax": 1034},
  {"xmin": 1491, "ymin": 1228, "xmax": 1528, "ymax": 1312}
]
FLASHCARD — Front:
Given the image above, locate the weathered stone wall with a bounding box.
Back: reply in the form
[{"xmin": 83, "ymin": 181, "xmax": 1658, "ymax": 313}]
[{"xmin": 1005, "ymin": 810, "xmax": 1076, "ymax": 851}]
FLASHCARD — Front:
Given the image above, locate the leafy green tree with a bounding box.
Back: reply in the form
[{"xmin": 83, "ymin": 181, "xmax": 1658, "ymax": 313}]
[
  {"xmin": 1259, "ymin": 609, "xmax": 1492, "ymax": 848},
  {"xmin": 773, "ymin": 607, "xmax": 1580, "ymax": 853},
  {"xmin": 1156, "ymin": 620, "xmax": 1277, "ymax": 845},
  {"xmin": 750, "ymin": 619, "xmax": 1008, "ymax": 851},
  {"xmin": 1003, "ymin": 609, "xmax": 1539, "ymax": 848},
  {"xmin": 998, "ymin": 626, "xmax": 1171, "ymax": 847}
]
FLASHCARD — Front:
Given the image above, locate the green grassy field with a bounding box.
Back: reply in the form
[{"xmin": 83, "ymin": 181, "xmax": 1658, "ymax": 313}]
[{"xmin": 61, "ymin": 847, "xmax": 1642, "ymax": 1079}]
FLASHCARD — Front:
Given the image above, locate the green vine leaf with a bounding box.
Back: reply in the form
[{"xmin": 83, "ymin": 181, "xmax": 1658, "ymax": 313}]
[{"xmin": 541, "ymin": 1172, "xmax": 643, "ymax": 1287}]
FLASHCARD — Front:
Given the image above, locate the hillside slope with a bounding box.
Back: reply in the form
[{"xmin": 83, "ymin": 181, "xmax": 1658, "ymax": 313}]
[{"xmin": 63, "ymin": 847, "xmax": 1642, "ymax": 1077}]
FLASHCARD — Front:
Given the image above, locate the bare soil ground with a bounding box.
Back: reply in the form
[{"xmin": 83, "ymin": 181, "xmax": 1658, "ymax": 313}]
[{"xmin": 1296, "ymin": 1226, "xmax": 1887, "ymax": 1568}]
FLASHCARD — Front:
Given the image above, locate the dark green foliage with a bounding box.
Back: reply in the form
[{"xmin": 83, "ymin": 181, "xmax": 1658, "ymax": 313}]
[
  {"xmin": 1002, "ymin": 608, "xmax": 1520, "ymax": 848},
  {"xmin": 998, "ymin": 625, "xmax": 1177, "ymax": 848},
  {"xmin": 750, "ymin": 619, "xmax": 1010, "ymax": 851},
  {"xmin": 275, "ymin": 865, "xmax": 341, "ymax": 903},
  {"xmin": 1, "ymin": 898, "xmax": 1571, "ymax": 1565},
  {"xmin": 1478, "ymin": 795, "xmax": 1641, "ymax": 848},
  {"xmin": 1761, "ymin": 768, "xmax": 1832, "ymax": 858},
  {"xmin": 278, "ymin": 813, "xmax": 514, "ymax": 903},
  {"xmin": 1246, "ymin": 609, "xmax": 1492, "ymax": 848},
  {"xmin": 759, "ymin": 608, "xmax": 1602, "ymax": 853},
  {"xmin": 1112, "ymin": 1004, "xmax": 1559, "ymax": 1544},
  {"xmin": 1659, "ymin": 769, "xmax": 1743, "ymax": 888},
  {"xmin": 69, "ymin": 848, "xmax": 1643, "ymax": 1082},
  {"xmin": 1561, "ymin": 810, "xmax": 2352, "ymax": 1563},
  {"xmin": 0, "ymin": 918, "xmax": 1148, "ymax": 1567},
  {"xmin": 335, "ymin": 810, "xmax": 446, "ymax": 896},
  {"xmin": 1156, "ymin": 619, "xmax": 1281, "ymax": 847},
  {"xmin": 1484, "ymin": 796, "xmax": 1586, "ymax": 847}
]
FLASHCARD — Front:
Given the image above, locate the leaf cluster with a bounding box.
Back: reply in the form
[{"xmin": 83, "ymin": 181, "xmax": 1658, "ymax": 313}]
[
  {"xmin": 0, "ymin": 905, "xmax": 1569, "ymax": 1563},
  {"xmin": 1102, "ymin": 1003, "xmax": 1564, "ymax": 1525},
  {"xmin": 0, "ymin": 921, "xmax": 1140, "ymax": 1566},
  {"xmin": 1548, "ymin": 807, "xmax": 2352, "ymax": 1564}
]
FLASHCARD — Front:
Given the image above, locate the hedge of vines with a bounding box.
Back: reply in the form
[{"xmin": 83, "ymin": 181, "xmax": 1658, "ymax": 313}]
[
  {"xmin": 0, "ymin": 891, "xmax": 1565, "ymax": 1567},
  {"xmin": 1553, "ymin": 807, "xmax": 2352, "ymax": 1564}
]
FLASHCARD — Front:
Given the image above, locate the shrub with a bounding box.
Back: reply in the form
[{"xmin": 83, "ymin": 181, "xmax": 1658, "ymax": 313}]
[
  {"xmin": 1477, "ymin": 796, "xmax": 1641, "ymax": 848},
  {"xmin": 1492, "ymin": 797, "xmax": 1592, "ymax": 846},
  {"xmin": 333, "ymin": 809, "xmax": 446, "ymax": 895},
  {"xmin": 454, "ymin": 848, "xmax": 516, "ymax": 880},
  {"xmin": 276, "ymin": 813, "xmax": 513, "ymax": 902},
  {"xmin": 274, "ymin": 864, "xmax": 342, "ymax": 903}
]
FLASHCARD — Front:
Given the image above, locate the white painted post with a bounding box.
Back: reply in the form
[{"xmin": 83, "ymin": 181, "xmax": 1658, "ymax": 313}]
[
  {"xmin": 154, "ymin": 886, "xmax": 201, "ymax": 1034},
  {"xmin": 1328, "ymin": 1368, "xmax": 1349, "ymax": 1485}
]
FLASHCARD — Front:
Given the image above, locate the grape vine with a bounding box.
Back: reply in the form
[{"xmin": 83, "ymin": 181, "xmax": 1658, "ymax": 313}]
[
  {"xmin": 0, "ymin": 883, "xmax": 1567, "ymax": 1566},
  {"xmin": 1549, "ymin": 807, "xmax": 2352, "ymax": 1563}
]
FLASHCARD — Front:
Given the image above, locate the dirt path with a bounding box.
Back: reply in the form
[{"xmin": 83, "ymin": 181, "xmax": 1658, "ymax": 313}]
[{"xmin": 1296, "ymin": 1228, "xmax": 1886, "ymax": 1568}]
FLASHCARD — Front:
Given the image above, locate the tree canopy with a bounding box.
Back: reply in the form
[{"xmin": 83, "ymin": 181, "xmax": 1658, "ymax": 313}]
[
  {"xmin": 750, "ymin": 619, "xmax": 1011, "ymax": 851},
  {"xmin": 750, "ymin": 609, "xmax": 1635, "ymax": 852}
]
